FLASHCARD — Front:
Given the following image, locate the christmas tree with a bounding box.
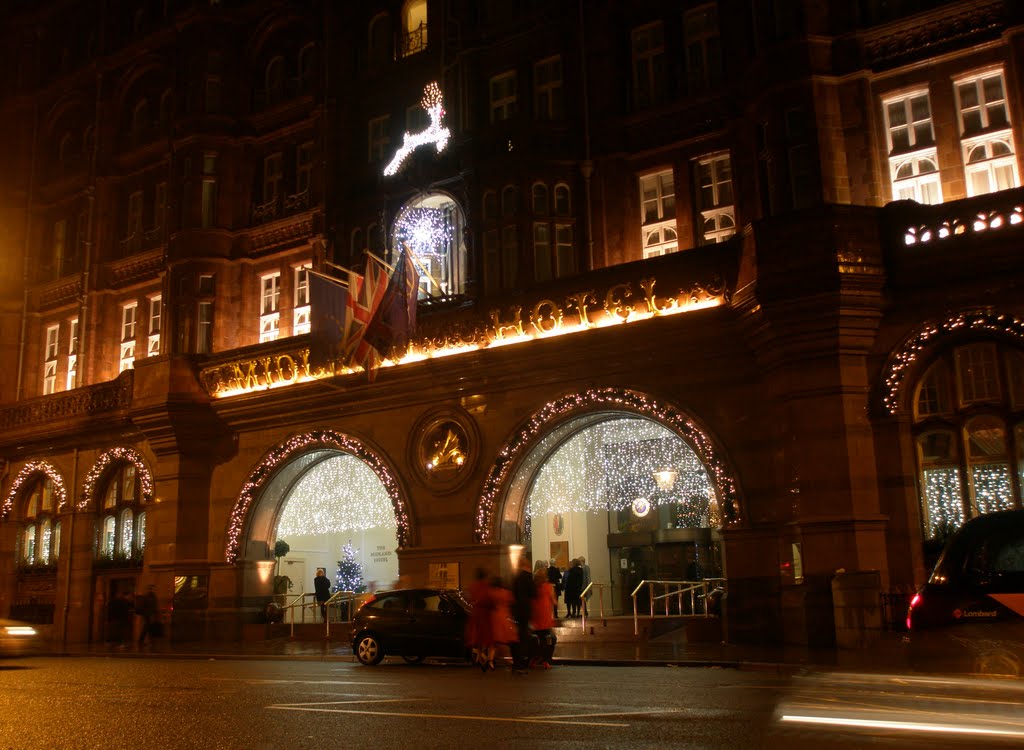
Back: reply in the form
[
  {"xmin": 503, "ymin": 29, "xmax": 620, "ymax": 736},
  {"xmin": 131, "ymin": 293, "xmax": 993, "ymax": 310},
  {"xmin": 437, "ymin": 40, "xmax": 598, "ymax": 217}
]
[{"xmin": 335, "ymin": 541, "xmax": 366, "ymax": 593}]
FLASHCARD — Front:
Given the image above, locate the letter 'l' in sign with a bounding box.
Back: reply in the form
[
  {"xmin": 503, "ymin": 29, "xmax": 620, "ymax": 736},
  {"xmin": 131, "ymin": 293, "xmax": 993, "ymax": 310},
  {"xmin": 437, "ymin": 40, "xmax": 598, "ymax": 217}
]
[{"xmin": 383, "ymin": 82, "xmax": 451, "ymax": 177}]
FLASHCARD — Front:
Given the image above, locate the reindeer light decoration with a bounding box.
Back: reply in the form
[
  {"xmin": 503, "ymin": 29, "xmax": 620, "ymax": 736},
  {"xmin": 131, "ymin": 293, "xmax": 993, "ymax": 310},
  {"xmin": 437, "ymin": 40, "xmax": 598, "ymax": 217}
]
[{"xmin": 383, "ymin": 82, "xmax": 451, "ymax": 177}]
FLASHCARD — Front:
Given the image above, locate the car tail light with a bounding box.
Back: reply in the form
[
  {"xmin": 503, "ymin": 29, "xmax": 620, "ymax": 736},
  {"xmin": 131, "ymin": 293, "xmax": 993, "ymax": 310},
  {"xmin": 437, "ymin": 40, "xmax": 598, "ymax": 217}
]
[{"xmin": 906, "ymin": 593, "xmax": 921, "ymax": 631}]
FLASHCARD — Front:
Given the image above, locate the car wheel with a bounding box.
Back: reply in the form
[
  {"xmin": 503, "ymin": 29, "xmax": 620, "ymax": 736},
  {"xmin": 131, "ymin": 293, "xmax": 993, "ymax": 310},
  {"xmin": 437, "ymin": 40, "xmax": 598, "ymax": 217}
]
[
  {"xmin": 355, "ymin": 634, "xmax": 384, "ymax": 665},
  {"xmin": 401, "ymin": 655, "xmax": 426, "ymax": 665}
]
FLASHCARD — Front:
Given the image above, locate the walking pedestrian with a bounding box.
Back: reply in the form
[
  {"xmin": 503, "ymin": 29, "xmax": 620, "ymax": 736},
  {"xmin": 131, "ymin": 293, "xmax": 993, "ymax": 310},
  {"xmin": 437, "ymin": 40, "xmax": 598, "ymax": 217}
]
[
  {"xmin": 466, "ymin": 568, "xmax": 496, "ymax": 670},
  {"xmin": 531, "ymin": 569, "xmax": 557, "ymax": 668},
  {"xmin": 511, "ymin": 556, "xmax": 536, "ymax": 673},
  {"xmin": 136, "ymin": 586, "xmax": 160, "ymax": 647}
]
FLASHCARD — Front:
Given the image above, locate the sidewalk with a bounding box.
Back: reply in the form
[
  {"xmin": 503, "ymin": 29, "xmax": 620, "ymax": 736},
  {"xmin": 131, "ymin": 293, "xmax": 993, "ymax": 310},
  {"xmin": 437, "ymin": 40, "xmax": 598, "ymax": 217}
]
[{"xmin": 48, "ymin": 629, "xmax": 911, "ymax": 674}]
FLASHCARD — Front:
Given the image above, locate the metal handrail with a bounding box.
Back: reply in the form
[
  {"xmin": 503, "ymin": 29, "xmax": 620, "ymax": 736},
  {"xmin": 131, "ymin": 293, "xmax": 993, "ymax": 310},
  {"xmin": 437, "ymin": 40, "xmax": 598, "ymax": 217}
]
[
  {"xmin": 323, "ymin": 590, "xmax": 361, "ymax": 637},
  {"xmin": 280, "ymin": 592, "xmax": 315, "ymax": 638},
  {"xmin": 579, "ymin": 582, "xmax": 611, "ymax": 634},
  {"xmin": 630, "ymin": 578, "xmax": 726, "ymax": 636}
]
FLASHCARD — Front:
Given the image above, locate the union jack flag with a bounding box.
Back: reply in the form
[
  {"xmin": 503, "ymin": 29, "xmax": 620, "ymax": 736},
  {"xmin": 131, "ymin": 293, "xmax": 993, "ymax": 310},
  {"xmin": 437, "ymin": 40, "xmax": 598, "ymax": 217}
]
[{"xmin": 346, "ymin": 255, "xmax": 390, "ymax": 373}]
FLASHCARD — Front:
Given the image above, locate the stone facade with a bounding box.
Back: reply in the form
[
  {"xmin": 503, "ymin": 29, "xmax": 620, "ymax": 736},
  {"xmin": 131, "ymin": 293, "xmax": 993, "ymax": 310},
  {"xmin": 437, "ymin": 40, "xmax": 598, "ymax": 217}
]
[{"xmin": 0, "ymin": 1, "xmax": 1022, "ymax": 647}]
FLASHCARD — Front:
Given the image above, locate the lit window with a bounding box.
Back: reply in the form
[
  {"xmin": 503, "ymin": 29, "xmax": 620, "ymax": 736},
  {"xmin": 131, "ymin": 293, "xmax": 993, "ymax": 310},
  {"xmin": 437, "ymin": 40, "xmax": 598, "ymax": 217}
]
[
  {"xmin": 884, "ymin": 91, "xmax": 942, "ymax": 204},
  {"xmin": 913, "ymin": 343, "xmax": 1024, "ymax": 540},
  {"xmin": 293, "ymin": 263, "xmax": 311, "ymax": 336},
  {"xmin": 956, "ymin": 343, "xmax": 1000, "ymax": 405},
  {"xmin": 120, "ymin": 302, "xmax": 137, "ymax": 372},
  {"xmin": 120, "ymin": 508, "xmax": 134, "ymax": 556},
  {"xmin": 260, "ymin": 272, "xmax": 281, "ymax": 342},
  {"xmin": 489, "ymin": 71, "xmax": 517, "ymax": 123},
  {"xmin": 43, "ymin": 324, "xmax": 59, "ymax": 395},
  {"xmin": 147, "ymin": 296, "xmax": 161, "ymax": 357},
  {"xmin": 534, "ymin": 56, "xmax": 564, "ymax": 120},
  {"xmin": 369, "ymin": 115, "xmax": 390, "ymax": 163},
  {"xmin": 694, "ymin": 153, "xmax": 735, "ymax": 245},
  {"xmin": 66, "ymin": 317, "xmax": 78, "ymax": 390},
  {"xmin": 102, "ymin": 516, "xmax": 116, "ymax": 559},
  {"xmin": 401, "ymin": 0, "xmax": 427, "ymax": 57},
  {"xmin": 956, "ymin": 69, "xmax": 1019, "ymax": 197},
  {"xmin": 639, "ymin": 169, "xmax": 677, "ymax": 257},
  {"xmin": 392, "ymin": 192, "xmax": 467, "ymax": 298},
  {"xmin": 632, "ymin": 22, "xmax": 666, "ymax": 109}
]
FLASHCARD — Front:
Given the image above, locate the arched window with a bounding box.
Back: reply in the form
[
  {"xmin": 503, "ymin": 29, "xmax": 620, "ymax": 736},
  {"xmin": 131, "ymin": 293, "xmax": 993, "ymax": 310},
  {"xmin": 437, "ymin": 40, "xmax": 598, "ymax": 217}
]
[
  {"xmin": 482, "ymin": 190, "xmax": 498, "ymax": 221},
  {"xmin": 501, "ymin": 185, "xmax": 518, "ymax": 217},
  {"xmin": 159, "ymin": 89, "xmax": 173, "ymax": 130},
  {"xmin": 131, "ymin": 99, "xmax": 149, "ymax": 144},
  {"xmin": 554, "ymin": 184, "xmax": 571, "ymax": 215},
  {"xmin": 401, "ymin": 0, "xmax": 427, "ymax": 57},
  {"xmin": 96, "ymin": 462, "xmax": 147, "ymax": 561},
  {"xmin": 912, "ymin": 342, "xmax": 1024, "ymax": 539},
  {"xmin": 392, "ymin": 192, "xmax": 468, "ymax": 298},
  {"xmin": 265, "ymin": 56, "xmax": 285, "ymax": 107},
  {"xmin": 58, "ymin": 132, "xmax": 73, "ymax": 169},
  {"xmin": 531, "ymin": 183, "xmax": 548, "ymax": 215},
  {"xmin": 368, "ymin": 13, "xmax": 392, "ymax": 70},
  {"xmin": 19, "ymin": 475, "xmax": 58, "ymax": 567},
  {"xmin": 298, "ymin": 43, "xmax": 316, "ymax": 93}
]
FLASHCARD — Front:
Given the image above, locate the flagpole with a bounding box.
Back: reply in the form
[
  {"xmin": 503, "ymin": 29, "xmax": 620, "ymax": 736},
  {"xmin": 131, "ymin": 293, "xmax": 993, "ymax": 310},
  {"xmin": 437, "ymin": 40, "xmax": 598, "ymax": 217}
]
[
  {"xmin": 364, "ymin": 249, "xmax": 396, "ymax": 273},
  {"xmin": 308, "ymin": 268, "xmax": 349, "ymax": 286},
  {"xmin": 324, "ymin": 260, "xmax": 356, "ymax": 276},
  {"xmin": 402, "ymin": 244, "xmax": 446, "ymax": 297}
]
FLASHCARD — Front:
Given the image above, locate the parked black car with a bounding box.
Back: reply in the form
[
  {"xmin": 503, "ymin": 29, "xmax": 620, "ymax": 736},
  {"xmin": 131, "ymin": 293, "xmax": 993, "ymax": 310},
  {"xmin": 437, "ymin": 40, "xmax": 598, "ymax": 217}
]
[
  {"xmin": 906, "ymin": 508, "xmax": 1024, "ymax": 677},
  {"xmin": 350, "ymin": 588, "xmax": 471, "ymax": 665}
]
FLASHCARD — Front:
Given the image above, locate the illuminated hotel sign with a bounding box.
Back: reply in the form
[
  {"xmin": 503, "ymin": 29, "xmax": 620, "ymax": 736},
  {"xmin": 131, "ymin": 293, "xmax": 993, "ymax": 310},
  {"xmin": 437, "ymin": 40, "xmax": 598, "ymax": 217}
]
[{"xmin": 200, "ymin": 271, "xmax": 727, "ymax": 398}]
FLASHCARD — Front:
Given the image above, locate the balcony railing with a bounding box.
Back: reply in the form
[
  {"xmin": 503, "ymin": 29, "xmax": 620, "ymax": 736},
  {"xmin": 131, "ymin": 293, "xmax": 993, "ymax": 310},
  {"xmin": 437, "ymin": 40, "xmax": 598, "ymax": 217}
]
[
  {"xmin": 0, "ymin": 372, "xmax": 132, "ymax": 432},
  {"xmin": 893, "ymin": 186, "xmax": 1024, "ymax": 247}
]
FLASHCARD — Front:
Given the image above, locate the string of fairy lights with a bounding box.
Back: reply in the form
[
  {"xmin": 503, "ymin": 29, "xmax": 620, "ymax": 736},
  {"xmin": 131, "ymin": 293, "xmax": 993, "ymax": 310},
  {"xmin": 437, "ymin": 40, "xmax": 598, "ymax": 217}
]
[
  {"xmin": 2, "ymin": 460, "xmax": 67, "ymax": 518},
  {"xmin": 882, "ymin": 309, "xmax": 1024, "ymax": 414},
  {"xmin": 525, "ymin": 418, "xmax": 713, "ymax": 516},
  {"xmin": 275, "ymin": 455, "xmax": 397, "ymax": 536},
  {"xmin": 475, "ymin": 388, "xmax": 741, "ymax": 543},
  {"xmin": 225, "ymin": 429, "xmax": 409, "ymax": 564},
  {"xmin": 393, "ymin": 206, "xmax": 453, "ymax": 262},
  {"xmin": 80, "ymin": 446, "xmax": 154, "ymax": 510}
]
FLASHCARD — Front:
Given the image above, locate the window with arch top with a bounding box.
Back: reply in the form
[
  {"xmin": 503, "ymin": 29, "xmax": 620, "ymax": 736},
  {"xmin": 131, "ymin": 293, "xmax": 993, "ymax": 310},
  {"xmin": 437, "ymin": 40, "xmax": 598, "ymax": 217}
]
[
  {"xmin": 19, "ymin": 475, "xmax": 60, "ymax": 567},
  {"xmin": 97, "ymin": 462, "xmax": 147, "ymax": 561},
  {"xmin": 913, "ymin": 341, "xmax": 1024, "ymax": 539}
]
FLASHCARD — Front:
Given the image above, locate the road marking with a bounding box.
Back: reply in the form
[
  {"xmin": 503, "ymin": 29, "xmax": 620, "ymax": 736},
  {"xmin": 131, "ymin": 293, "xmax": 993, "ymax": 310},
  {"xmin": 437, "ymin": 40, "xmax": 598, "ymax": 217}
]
[
  {"xmin": 267, "ymin": 705, "xmax": 628, "ymax": 727},
  {"xmin": 543, "ymin": 709, "xmax": 682, "ymax": 720}
]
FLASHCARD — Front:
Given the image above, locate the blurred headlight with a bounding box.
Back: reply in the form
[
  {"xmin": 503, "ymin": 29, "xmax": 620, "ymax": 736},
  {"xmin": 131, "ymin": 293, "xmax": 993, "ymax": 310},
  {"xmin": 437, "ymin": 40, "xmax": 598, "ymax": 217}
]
[{"xmin": 5, "ymin": 626, "xmax": 36, "ymax": 637}]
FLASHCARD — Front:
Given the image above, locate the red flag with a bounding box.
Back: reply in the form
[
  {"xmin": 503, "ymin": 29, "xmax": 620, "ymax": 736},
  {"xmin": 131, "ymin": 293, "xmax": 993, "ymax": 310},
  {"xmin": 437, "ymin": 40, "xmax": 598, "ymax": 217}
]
[{"xmin": 364, "ymin": 247, "xmax": 419, "ymax": 360}]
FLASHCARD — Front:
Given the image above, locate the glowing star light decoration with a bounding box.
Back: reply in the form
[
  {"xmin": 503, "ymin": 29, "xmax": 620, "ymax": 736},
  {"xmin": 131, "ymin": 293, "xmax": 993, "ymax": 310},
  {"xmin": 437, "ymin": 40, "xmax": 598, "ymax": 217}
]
[{"xmin": 383, "ymin": 82, "xmax": 450, "ymax": 177}]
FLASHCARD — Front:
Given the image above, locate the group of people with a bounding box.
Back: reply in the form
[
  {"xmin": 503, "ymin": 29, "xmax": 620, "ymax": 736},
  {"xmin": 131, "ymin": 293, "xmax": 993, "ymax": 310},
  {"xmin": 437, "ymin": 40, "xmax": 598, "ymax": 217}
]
[
  {"xmin": 107, "ymin": 584, "xmax": 161, "ymax": 649},
  {"xmin": 544, "ymin": 556, "xmax": 591, "ymax": 619},
  {"xmin": 465, "ymin": 557, "xmax": 559, "ymax": 673}
]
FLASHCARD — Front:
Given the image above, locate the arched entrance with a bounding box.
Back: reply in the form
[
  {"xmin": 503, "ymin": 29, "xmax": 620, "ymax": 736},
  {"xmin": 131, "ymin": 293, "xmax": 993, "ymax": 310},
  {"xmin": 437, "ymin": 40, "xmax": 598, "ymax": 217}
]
[
  {"xmin": 476, "ymin": 389, "xmax": 742, "ymax": 616},
  {"xmin": 391, "ymin": 191, "xmax": 467, "ymax": 298},
  {"xmin": 228, "ymin": 430, "xmax": 410, "ymax": 601}
]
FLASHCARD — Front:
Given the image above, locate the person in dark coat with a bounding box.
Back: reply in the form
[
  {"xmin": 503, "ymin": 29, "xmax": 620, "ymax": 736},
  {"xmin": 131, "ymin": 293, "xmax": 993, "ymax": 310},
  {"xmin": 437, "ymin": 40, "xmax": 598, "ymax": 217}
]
[
  {"xmin": 511, "ymin": 556, "xmax": 536, "ymax": 673},
  {"xmin": 313, "ymin": 568, "xmax": 332, "ymax": 622},
  {"xmin": 563, "ymin": 558, "xmax": 584, "ymax": 618},
  {"xmin": 546, "ymin": 560, "xmax": 562, "ymax": 618},
  {"xmin": 137, "ymin": 585, "xmax": 160, "ymax": 647}
]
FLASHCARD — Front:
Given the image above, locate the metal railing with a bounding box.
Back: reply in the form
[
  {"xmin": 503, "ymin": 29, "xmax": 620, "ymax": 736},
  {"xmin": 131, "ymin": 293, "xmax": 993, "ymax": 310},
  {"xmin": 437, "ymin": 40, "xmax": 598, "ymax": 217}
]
[
  {"xmin": 579, "ymin": 582, "xmax": 611, "ymax": 634},
  {"xmin": 280, "ymin": 590, "xmax": 363, "ymax": 638},
  {"xmin": 630, "ymin": 578, "xmax": 725, "ymax": 636}
]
